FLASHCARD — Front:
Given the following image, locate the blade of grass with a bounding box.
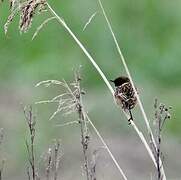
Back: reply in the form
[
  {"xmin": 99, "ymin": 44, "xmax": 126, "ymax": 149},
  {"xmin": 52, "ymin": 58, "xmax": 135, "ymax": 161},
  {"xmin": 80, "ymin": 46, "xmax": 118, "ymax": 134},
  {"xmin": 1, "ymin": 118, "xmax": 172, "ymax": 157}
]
[
  {"xmin": 97, "ymin": 0, "xmax": 166, "ymax": 179},
  {"xmin": 46, "ymin": 2, "xmax": 127, "ymax": 179},
  {"xmin": 85, "ymin": 114, "xmax": 128, "ymax": 180},
  {"xmin": 46, "ymin": 2, "xmax": 114, "ymax": 96}
]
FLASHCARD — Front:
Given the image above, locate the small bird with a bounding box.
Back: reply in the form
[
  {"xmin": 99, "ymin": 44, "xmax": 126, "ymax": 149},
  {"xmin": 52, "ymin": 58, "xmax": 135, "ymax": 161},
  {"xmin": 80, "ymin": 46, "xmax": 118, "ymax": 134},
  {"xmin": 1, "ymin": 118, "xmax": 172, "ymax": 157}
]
[{"xmin": 111, "ymin": 76, "xmax": 137, "ymax": 124}]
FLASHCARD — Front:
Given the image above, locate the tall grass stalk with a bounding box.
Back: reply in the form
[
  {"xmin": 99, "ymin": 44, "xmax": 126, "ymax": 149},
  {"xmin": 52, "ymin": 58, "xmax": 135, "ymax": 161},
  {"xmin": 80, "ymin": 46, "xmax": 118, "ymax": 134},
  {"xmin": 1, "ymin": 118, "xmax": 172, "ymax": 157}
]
[
  {"xmin": 85, "ymin": 114, "xmax": 128, "ymax": 180},
  {"xmin": 97, "ymin": 0, "xmax": 166, "ymax": 179},
  {"xmin": 46, "ymin": 1, "xmax": 165, "ymax": 179},
  {"xmin": 46, "ymin": 2, "xmax": 114, "ymax": 96}
]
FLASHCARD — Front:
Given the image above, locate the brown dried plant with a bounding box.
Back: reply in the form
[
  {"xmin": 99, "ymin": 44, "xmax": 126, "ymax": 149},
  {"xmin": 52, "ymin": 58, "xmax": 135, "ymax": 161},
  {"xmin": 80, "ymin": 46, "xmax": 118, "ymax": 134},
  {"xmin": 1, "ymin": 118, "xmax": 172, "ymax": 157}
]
[
  {"xmin": 35, "ymin": 71, "xmax": 129, "ymax": 180},
  {"xmin": 150, "ymin": 99, "xmax": 171, "ymax": 180},
  {"xmin": 2, "ymin": 0, "xmax": 172, "ymax": 178},
  {"xmin": 4, "ymin": 0, "xmax": 46, "ymax": 34},
  {"xmin": 24, "ymin": 106, "xmax": 40, "ymax": 180},
  {"xmin": 36, "ymin": 71, "xmax": 93, "ymax": 180},
  {"xmin": 42, "ymin": 140, "xmax": 62, "ymax": 180}
]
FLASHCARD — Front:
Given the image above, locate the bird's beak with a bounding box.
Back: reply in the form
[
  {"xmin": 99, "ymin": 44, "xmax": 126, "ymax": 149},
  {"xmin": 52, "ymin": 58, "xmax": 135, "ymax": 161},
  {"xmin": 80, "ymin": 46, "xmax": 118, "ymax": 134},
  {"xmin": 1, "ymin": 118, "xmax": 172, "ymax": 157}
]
[{"xmin": 110, "ymin": 80, "xmax": 114, "ymax": 83}]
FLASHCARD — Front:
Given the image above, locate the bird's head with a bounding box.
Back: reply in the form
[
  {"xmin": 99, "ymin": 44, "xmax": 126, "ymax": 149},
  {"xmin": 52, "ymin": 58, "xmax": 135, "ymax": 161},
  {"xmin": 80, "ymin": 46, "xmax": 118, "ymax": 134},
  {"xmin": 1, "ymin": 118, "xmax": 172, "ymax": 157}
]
[{"xmin": 110, "ymin": 76, "xmax": 130, "ymax": 87}]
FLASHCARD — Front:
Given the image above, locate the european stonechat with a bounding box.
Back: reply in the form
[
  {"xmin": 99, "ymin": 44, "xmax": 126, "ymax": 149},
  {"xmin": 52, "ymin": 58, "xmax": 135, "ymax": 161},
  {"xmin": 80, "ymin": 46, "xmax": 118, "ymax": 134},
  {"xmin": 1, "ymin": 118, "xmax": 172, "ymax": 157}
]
[{"xmin": 111, "ymin": 76, "xmax": 137, "ymax": 123}]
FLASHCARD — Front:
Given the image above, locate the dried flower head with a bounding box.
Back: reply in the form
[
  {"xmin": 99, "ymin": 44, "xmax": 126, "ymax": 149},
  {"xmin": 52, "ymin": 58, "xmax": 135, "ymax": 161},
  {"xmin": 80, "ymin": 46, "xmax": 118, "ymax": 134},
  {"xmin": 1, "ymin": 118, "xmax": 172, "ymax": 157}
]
[
  {"xmin": 19, "ymin": 0, "xmax": 46, "ymax": 33},
  {"xmin": 35, "ymin": 74, "xmax": 86, "ymax": 121},
  {"xmin": 154, "ymin": 99, "xmax": 172, "ymax": 131},
  {"xmin": 4, "ymin": 0, "xmax": 47, "ymax": 34}
]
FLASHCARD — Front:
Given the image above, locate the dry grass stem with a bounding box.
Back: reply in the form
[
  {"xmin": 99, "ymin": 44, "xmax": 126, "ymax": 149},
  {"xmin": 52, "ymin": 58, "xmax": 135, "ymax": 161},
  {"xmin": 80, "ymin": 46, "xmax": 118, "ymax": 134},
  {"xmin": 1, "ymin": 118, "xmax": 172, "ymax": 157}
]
[
  {"xmin": 97, "ymin": 0, "xmax": 166, "ymax": 179},
  {"xmin": 24, "ymin": 106, "xmax": 39, "ymax": 180},
  {"xmin": 32, "ymin": 16, "xmax": 56, "ymax": 40},
  {"xmin": 73, "ymin": 72, "xmax": 90, "ymax": 180},
  {"xmin": 151, "ymin": 99, "xmax": 171, "ymax": 180},
  {"xmin": 85, "ymin": 114, "xmax": 128, "ymax": 180},
  {"xmin": 46, "ymin": 2, "xmax": 114, "ymax": 95},
  {"xmin": 43, "ymin": 140, "xmax": 61, "ymax": 180}
]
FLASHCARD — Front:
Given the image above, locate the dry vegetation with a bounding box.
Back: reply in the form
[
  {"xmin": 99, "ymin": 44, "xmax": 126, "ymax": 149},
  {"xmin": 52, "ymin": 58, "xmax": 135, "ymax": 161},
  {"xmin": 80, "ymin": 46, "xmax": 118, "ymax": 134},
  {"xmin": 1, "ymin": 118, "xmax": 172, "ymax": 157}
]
[{"xmin": 0, "ymin": 0, "xmax": 173, "ymax": 180}]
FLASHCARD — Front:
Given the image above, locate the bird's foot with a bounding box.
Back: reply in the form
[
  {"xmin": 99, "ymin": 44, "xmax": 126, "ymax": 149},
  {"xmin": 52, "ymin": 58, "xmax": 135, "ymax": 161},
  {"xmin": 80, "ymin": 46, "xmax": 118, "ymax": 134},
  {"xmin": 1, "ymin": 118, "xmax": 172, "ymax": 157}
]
[{"xmin": 128, "ymin": 117, "xmax": 133, "ymax": 125}]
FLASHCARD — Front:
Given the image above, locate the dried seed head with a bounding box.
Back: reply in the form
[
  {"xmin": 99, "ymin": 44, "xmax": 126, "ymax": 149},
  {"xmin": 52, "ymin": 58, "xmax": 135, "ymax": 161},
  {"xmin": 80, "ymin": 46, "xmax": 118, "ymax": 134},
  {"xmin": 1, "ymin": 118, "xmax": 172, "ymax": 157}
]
[
  {"xmin": 4, "ymin": 0, "xmax": 46, "ymax": 34},
  {"xmin": 19, "ymin": 0, "xmax": 46, "ymax": 33}
]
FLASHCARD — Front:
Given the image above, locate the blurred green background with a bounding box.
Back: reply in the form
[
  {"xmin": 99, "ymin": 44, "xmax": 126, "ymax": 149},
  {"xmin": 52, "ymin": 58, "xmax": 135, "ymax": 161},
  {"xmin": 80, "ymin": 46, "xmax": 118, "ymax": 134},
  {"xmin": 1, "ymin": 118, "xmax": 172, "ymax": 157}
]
[{"xmin": 0, "ymin": 0, "xmax": 181, "ymax": 179}]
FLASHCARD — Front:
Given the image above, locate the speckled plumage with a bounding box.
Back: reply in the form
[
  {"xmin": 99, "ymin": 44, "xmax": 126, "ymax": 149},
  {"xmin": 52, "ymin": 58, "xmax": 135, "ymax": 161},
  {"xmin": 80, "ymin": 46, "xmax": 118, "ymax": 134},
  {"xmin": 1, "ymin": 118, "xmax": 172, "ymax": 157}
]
[{"xmin": 111, "ymin": 76, "xmax": 137, "ymax": 122}]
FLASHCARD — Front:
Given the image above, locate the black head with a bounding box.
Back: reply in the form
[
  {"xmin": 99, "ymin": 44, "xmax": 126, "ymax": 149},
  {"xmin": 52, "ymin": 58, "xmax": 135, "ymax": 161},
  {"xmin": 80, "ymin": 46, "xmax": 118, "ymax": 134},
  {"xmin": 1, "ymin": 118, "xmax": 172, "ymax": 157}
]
[{"xmin": 110, "ymin": 76, "xmax": 130, "ymax": 87}]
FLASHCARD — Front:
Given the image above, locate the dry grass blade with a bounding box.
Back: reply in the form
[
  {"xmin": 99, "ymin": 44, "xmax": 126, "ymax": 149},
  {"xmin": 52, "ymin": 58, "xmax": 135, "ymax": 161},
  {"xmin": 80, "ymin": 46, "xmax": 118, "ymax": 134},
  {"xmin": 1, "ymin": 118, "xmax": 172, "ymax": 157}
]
[
  {"xmin": 85, "ymin": 114, "xmax": 128, "ymax": 180},
  {"xmin": 32, "ymin": 16, "xmax": 56, "ymax": 40},
  {"xmin": 83, "ymin": 12, "xmax": 97, "ymax": 31},
  {"xmin": 55, "ymin": 120, "xmax": 79, "ymax": 127},
  {"xmin": 36, "ymin": 79, "xmax": 79, "ymax": 120},
  {"xmin": 35, "ymin": 80, "xmax": 65, "ymax": 87},
  {"xmin": 46, "ymin": 2, "xmax": 114, "ymax": 95},
  {"xmin": 4, "ymin": 6, "xmax": 20, "ymax": 34}
]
